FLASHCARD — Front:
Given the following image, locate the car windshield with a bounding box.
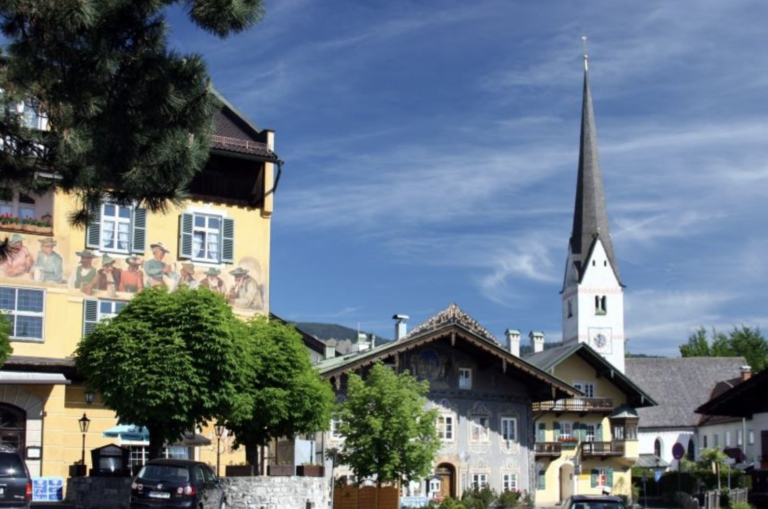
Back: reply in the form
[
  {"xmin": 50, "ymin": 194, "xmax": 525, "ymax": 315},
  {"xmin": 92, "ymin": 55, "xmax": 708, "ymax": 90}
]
[
  {"xmin": 573, "ymin": 502, "xmax": 625, "ymax": 509},
  {"xmin": 137, "ymin": 464, "xmax": 190, "ymax": 482},
  {"xmin": 0, "ymin": 452, "xmax": 26, "ymax": 477}
]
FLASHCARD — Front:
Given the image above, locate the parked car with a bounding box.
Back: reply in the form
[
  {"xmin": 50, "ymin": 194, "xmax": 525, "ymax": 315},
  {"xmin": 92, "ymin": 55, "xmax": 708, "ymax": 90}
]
[
  {"xmin": 0, "ymin": 444, "xmax": 32, "ymax": 509},
  {"xmin": 130, "ymin": 459, "xmax": 226, "ymax": 509},
  {"xmin": 562, "ymin": 495, "xmax": 626, "ymax": 509}
]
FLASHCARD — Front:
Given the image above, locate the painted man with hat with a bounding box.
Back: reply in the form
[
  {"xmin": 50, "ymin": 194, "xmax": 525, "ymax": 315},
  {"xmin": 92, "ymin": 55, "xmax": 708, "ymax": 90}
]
[
  {"xmin": 118, "ymin": 256, "xmax": 144, "ymax": 294},
  {"xmin": 199, "ymin": 267, "xmax": 226, "ymax": 295},
  {"xmin": 178, "ymin": 262, "xmax": 199, "ymax": 290},
  {"xmin": 33, "ymin": 238, "xmax": 63, "ymax": 283},
  {"xmin": 143, "ymin": 242, "xmax": 178, "ymax": 287},
  {"xmin": 1, "ymin": 233, "xmax": 34, "ymax": 278},
  {"xmin": 96, "ymin": 254, "xmax": 122, "ymax": 296},
  {"xmin": 68, "ymin": 250, "xmax": 97, "ymax": 294},
  {"xmin": 228, "ymin": 267, "xmax": 264, "ymax": 310}
]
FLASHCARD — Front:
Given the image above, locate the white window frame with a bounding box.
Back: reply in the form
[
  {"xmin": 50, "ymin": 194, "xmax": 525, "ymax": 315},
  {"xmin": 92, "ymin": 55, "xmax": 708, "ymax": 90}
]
[
  {"xmin": 501, "ymin": 417, "xmax": 517, "ymax": 444},
  {"xmin": 470, "ymin": 415, "xmax": 490, "ymax": 443},
  {"xmin": 748, "ymin": 429, "xmax": 755, "ymax": 445},
  {"xmin": 471, "ymin": 473, "xmax": 488, "ymax": 490},
  {"xmin": 573, "ymin": 381, "xmax": 595, "ymax": 398},
  {"xmin": 725, "ymin": 431, "xmax": 731, "ymax": 447},
  {"xmin": 702, "ymin": 435, "xmax": 708, "ymax": 448},
  {"xmin": 191, "ymin": 213, "xmax": 223, "ymax": 263},
  {"xmin": 737, "ymin": 429, "xmax": 743, "ymax": 446},
  {"xmin": 502, "ymin": 473, "xmax": 518, "ymax": 492},
  {"xmin": 458, "ymin": 367, "xmax": 472, "ymax": 390},
  {"xmin": 330, "ymin": 417, "xmax": 343, "ymax": 440},
  {"xmin": 714, "ymin": 433, "xmax": 719, "ymax": 447},
  {"xmin": 585, "ymin": 423, "xmax": 596, "ymax": 442},
  {"xmin": 0, "ymin": 286, "xmax": 45, "ymax": 342},
  {"xmin": 98, "ymin": 300, "xmax": 127, "ymax": 321},
  {"xmin": 559, "ymin": 421, "xmax": 573, "ymax": 439},
  {"xmin": 99, "ymin": 202, "xmax": 134, "ymax": 254},
  {"xmin": 437, "ymin": 414, "xmax": 455, "ymax": 442},
  {"xmin": 596, "ymin": 468, "xmax": 608, "ymax": 487}
]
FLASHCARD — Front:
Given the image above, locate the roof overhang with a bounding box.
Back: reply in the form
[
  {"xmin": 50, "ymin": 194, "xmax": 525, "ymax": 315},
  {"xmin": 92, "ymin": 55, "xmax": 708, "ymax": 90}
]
[
  {"xmin": 696, "ymin": 368, "xmax": 768, "ymax": 417},
  {"xmin": 319, "ymin": 323, "xmax": 579, "ymax": 401},
  {"xmin": 0, "ymin": 371, "xmax": 70, "ymax": 384}
]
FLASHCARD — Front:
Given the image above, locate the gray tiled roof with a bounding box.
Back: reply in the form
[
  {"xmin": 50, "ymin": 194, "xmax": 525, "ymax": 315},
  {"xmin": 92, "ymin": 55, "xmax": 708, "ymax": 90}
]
[
  {"xmin": 210, "ymin": 89, "xmax": 277, "ymax": 160},
  {"xmin": 568, "ymin": 68, "xmax": 621, "ymax": 285},
  {"xmin": 625, "ymin": 357, "xmax": 746, "ymax": 428}
]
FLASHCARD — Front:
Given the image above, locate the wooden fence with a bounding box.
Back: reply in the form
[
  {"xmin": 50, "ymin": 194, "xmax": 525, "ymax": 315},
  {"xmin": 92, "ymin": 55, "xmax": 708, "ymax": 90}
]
[{"xmin": 333, "ymin": 486, "xmax": 399, "ymax": 509}]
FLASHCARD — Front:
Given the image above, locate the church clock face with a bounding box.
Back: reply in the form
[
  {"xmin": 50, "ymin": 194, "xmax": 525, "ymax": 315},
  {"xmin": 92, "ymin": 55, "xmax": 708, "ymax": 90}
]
[{"xmin": 589, "ymin": 328, "xmax": 613, "ymax": 353}]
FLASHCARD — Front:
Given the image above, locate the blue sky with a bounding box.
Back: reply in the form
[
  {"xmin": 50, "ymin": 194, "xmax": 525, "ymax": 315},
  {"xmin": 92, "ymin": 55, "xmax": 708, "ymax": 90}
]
[{"xmin": 169, "ymin": 0, "xmax": 768, "ymax": 356}]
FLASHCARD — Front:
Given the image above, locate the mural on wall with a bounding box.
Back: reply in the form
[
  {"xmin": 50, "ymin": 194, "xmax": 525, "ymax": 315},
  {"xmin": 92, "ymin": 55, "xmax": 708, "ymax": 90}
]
[{"xmin": 0, "ymin": 234, "xmax": 267, "ymax": 312}]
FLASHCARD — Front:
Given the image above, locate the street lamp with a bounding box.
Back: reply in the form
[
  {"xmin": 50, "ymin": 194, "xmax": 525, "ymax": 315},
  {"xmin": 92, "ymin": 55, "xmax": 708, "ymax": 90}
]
[
  {"xmin": 214, "ymin": 423, "xmax": 226, "ymax": 477},
  {"xmin": 78, "ymin": 413, "xmax": 91, "ymax": 470}
]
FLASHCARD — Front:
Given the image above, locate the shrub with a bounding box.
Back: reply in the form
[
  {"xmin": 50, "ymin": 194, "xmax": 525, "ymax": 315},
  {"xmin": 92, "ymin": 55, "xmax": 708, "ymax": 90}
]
[
  {"xmin": 461, "ymin": 487, "xmax": 497, "ymax": 509},
  {"xmin": 439, "ymin": 498, "xmax": 466, "ymax": 509},
  {"xmin": 730, "ymin": 502, "xmax": 754, "ymax": 509},
  {"xmin": 497, "ymin": 490, "xmax": 521, "ymax": 508}
]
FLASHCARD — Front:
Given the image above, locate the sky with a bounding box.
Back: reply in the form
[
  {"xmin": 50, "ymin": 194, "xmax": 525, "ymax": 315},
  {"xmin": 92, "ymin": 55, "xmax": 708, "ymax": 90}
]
[{"xmin": 168, "ymin": 0, "xmax": 768, "ymax": 357}]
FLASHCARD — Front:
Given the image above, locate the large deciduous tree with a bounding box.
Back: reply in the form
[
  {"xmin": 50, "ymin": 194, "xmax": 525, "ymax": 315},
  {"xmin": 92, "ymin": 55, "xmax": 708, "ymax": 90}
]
[
  {"xmin": 679, "ymin": 325, "xmax": 768, "ymax": 373},
  {"xmin": 337, "ymin": 362, "xmax": 440, "ymax": 487},
  {"xmin": 226, "ymin": 316, "xmax": 335, "ymax": 472},
  {"xmin": 0, "ymin": 0, "xmax": 265, "ymax": 257},
  {"xmin": 75, "ymin": 286, "xmax": 250, "ymax": 459}
]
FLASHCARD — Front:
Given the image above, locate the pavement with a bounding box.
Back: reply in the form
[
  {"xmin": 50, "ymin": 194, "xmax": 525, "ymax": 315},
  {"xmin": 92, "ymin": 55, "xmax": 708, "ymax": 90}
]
[{"xmin": 31, "ymin": 503, "xmax": 75, "ymax": 509}]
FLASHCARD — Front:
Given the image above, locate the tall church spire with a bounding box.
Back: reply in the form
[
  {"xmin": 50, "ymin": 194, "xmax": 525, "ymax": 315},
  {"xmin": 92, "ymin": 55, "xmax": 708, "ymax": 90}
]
[{"xmin": 569, "ymin": 56, "xmax": 621, "ymax": 284}]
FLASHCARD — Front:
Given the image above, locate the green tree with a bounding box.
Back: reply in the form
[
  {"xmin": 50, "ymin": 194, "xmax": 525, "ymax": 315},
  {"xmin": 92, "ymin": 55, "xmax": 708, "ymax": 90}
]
[
  {"xmin": 337, "ymin": 362, "xmax": 440, "ymax": 487},
  {"xmin": 0, "ymin": 0, "xmax": 264, "ymax": 258},
  {"xmin": 0, "ymin": 312, "xmax": 13, "ymax": 364},
  {"xmin": 225, "ymin": 316, "xmax": 335, "ymax": 471},
  {"xmin": 74, "ymin": 286, "xmax": 250, "ymax": 459},
  {"xmin": 679, "ymin": 326, "xmax": 768, "ymax": 372},
  {"xmin": 697, "ymin": 448, "xmax": 730, "ymax": 491}
]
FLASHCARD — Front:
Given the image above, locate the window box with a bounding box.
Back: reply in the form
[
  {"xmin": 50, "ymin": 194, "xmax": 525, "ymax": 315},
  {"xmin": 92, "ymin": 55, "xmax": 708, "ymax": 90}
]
[
  {"xmin": 225, "ymin": 465, "xmax": 257, "ymax": 477},
  {"xmin": 297, "ymin": 465, "xmax": 324, "ymax": 477},
  {"xmin": 268, "ymin": 464, "xmax": 295, "ymax": 476}
]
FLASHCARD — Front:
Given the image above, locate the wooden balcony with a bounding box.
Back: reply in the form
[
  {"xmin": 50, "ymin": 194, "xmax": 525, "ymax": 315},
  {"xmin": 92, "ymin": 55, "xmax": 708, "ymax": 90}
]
[
  {"xmin": 582, "ymin": 441, "xmax": 625, "ymax": 458},
  {"xmin": 532, "ymin": 398, "xmax": 614, "ymax": 414},
  {"xmin": 534, "ymin": 442, "xmax": 562, "ymax": 457}
]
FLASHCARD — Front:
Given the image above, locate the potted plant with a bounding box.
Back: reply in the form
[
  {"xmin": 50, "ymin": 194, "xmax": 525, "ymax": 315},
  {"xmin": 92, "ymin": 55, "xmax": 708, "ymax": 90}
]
[
  {"xmin": 558, "ymin": 436, "xmax": 579, "ymax": 448},
  {"xmin": 39, "ymin": 213, "xmax": 53, "ymax": 233},
  {"xmin": 2, "ymin": 215, "xmax": 20, "ymax": 231},
  {"xmin": 267, "ymin": 462, "xmax": 295, "ymax": 476},
  {"xmin": 297, "ymin": 462, "xmax": 324, "ymax": 477},
  {"xmin": 21, "ymin": 217, "xmax": 39, "ymax": 233},
  {"xmin": 224, "ymin": 463, "xmax": 257, "ymax": 477}
]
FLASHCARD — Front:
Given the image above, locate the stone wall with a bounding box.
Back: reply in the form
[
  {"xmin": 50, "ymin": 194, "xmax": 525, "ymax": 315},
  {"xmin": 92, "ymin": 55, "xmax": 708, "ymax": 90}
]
[
  {"xmin": 222, "ymin": 476, "xmax": 329, "ymax": 509},
  {"xmin": 66, "ymin": 476, "xmax": 330, "ymax": 509}
]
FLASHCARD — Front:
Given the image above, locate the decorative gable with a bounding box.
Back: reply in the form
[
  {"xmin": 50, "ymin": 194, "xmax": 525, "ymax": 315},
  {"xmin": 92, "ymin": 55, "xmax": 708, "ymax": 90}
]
[{"xmin": 404, "ymin": 303, "xmax": 500, "ymax": 346}]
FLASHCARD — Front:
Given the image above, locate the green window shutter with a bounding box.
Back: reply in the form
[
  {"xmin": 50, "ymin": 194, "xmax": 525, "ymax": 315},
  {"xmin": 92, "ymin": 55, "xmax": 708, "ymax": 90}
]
[
  {"xmin": 537, "ymin": 423, "xmax": 546, "ymax": 442},
  {"xmin": 590, "ymin": 469, "xmax": 598, "ymax": 488},
  {"xmin": 538, "ymin": 469, "xmax": 546, "ymax": 490},
  {"xmin": 179, "ymin": 213, "xmax": 194, "ymax": 259},
  {"xmin": 607, "ymin": 468, "xmax": 614, "ymax": 487},
  {"xmin": 597, "ymin": 423, "xmax": 604, "ymax": 441},
  {"xmin": 574, "ymin": 422, "xmax": 582, "ymax": 441},
  {"xmin": 131, "ymin": 207, "xmax": 147, "ymax": 254},
  {"xmin": 553, "ymin": 422, "xmax": 561, "ymax": 441},
  {"xmin": 83, "ymin": 300, "xmax": 99, "ymax": 337},
  {"xmin": 221, "ymin": 218, "xmax": 235, "ymax": 263},
  {"xmin": 86, "ymin": 202, "xmax": 101, "ymax": 249}
]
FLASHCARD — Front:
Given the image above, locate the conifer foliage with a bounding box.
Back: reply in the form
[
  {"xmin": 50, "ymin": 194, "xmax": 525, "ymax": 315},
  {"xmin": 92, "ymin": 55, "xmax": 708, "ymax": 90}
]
[{"xmin": 0, "ymin": 0, "xmax": 264, "ymax": 254}]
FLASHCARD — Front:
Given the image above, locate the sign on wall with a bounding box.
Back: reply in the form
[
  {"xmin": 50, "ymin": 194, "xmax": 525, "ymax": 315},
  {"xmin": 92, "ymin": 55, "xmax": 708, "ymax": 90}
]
[{"xmin": 32, "ymin": 477, "xmax": 64, "ymax": 501}]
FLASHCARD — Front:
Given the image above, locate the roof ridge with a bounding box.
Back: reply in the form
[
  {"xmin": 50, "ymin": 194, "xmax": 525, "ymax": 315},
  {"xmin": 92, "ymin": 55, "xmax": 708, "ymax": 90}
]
[{"xmin": 403, "ymin": 302, "xmax": 500, "ymax": 345}]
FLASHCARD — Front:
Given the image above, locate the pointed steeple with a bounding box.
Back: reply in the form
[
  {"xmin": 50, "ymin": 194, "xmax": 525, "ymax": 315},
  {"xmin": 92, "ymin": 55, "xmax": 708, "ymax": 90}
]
[{"xmin": 569, "ymin": 57, "xmax": 622, "ymax": 284}]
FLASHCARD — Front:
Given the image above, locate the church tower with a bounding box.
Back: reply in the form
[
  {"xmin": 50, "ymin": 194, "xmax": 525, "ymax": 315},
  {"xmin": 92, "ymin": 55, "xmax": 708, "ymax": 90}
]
[{"xmin": 562, "ymin": 53, "xmax": 626, "ymax": 373}]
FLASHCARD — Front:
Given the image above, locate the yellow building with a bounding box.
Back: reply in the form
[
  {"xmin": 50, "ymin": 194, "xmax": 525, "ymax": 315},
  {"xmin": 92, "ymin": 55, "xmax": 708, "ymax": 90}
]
[
  {"xmin": 0, "ymin": 91, "xmax": 276, "ymax": 480},
  {"xmin": 523, "ymin": 343, "xmax": 656, "ymax": 505}
]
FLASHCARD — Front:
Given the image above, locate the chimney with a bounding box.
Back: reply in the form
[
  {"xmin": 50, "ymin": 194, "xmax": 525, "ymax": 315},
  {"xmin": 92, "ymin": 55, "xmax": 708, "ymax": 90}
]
[
  {"xmin": 741, "ymin": 365, "xmax": 752, "ymax": 382},
  {"xmin": 393, "ymin": 314, "xmax": 410, "ymax": 341},
  {"xmin": 530, "ymin": 331, "xmax": 545, "ymax": 354},
  {"xmin": 505, "ymin": 329, "xmax": 521, "ymax": 357},
  {"xmin": 324, "ymin": 345, "xmax": 336, "ymax": 359}
]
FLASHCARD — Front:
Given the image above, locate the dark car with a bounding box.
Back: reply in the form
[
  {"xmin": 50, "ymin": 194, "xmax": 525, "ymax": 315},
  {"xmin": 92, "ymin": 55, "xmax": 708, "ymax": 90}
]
[
  {"xmin": 0, "ymin": 444, "xmax": 32, "ymax": 509},
  {"xmin": 130, "ymin": 459, "xmax": 226, "ymax": 509},
  {"xmin": 562, "ymin": 495, "xmax": 626, "ymax": 509}
]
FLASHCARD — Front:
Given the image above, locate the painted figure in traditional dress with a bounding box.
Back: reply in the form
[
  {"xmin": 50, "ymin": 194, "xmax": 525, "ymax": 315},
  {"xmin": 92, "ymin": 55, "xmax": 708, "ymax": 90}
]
[
  {"xmin": 33, "ymin": 238, "xmax": 63, "ymax": 283},
  {"xmin": 69, "ymin": 250, "xmax": 98, "ymax": 294},
  {"xmin": 228, "ymin": 267, "xmax": 264, "ymax": 310},
  {"xmin": 199, "ymin": 267, "xmax": 226, "ymax": 295},
  {"xmin": 178, "ymin": 263, "xmax": 199, "ymax": 290},
  {"xmin": 119, "ymin": 256, "xmax": 145, "ymax": 294},
  {"xmin": 96, "ymin": 254, "xmax": 122, "ymax": 296},
  {"xmin": 143, "ymin": 242, "xmax": 178, "ymax": 288},
  {"xmin": 2, "ymin": 234, "xmax": 34, "ymax": 278}
]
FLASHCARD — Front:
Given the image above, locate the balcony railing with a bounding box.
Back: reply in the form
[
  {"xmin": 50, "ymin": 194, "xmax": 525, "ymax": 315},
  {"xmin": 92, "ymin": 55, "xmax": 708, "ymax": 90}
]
[
  {"xmin": 211, "ymin": 135, "xmax": 270, "ymax": 152},
  {"xmin": 534, "ymin": 442, "xmax": 563, "ymax": 457},
  {"xmin": 532, "ymin": 398, "xmax": 614, "ymax": 413},
  {"xmin": 582, "ymin": 441, "xmax": 625, "ymax": 457}
]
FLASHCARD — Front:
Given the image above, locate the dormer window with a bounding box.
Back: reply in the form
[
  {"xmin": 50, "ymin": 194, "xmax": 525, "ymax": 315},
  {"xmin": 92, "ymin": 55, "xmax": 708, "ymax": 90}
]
[{"xmin": 459, "ymin": 368, "xmax": 472, "ymax": 390}]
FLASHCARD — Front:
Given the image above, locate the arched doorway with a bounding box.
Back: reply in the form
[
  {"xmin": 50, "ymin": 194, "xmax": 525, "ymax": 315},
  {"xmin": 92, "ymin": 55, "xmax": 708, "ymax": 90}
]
[
  {"xmin": 559, "ymin": 463, "xmax": 574, "ymax": 502},
  {"xmin": 0, "ymin": 404, "xmax": 26, "ymax": 451},
  {"xmin": 435, "ymin": 463, "xmax": 456, "ymax": 499}
]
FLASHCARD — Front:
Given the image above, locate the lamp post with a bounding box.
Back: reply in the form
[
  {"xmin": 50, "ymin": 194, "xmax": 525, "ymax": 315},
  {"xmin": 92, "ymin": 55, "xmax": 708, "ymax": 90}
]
[
  {"xmin": 214, "ymin": 423, "xmax": 225, "ymax": 477},
  {"xmin": 78, "ymin": 413, "xmax": 91, "ymax": 471}
]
